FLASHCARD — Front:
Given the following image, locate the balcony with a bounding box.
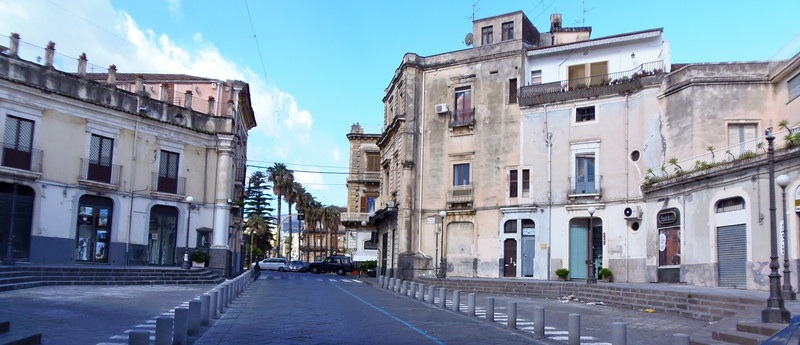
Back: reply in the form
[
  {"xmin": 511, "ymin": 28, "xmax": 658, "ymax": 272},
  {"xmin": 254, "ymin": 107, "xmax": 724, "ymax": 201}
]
[
  {"xmin": 341, "ymin": 212, "xmax": 370, "ymax": 224},
  {"xmin": 449, "ymin": 108, "xmax": 475, "ymax": 128},
  {"xmin": 78, "ymin": 158, "xmax": 121, "ymax": 189},
  {"xmin": 568, "ymin": 175, "xmax": 603, "ymax": 198},
  {"xmin": 447, "ymin": 184, "xmax": 473, "ymax": 205},
  {"xmin": 150, "ymin": 172, "xmax": 186, "ymax": 196},
  {"xmin": 346, "ymin": 171, "xmax": 380, "ymax": 183},
  {"xmin": 0, "ymin": 148, "xmax": 42, "ymax": 179},
  {"xmin": 519, "ymin": 61, "xmax": 665, "ymax": 107}
]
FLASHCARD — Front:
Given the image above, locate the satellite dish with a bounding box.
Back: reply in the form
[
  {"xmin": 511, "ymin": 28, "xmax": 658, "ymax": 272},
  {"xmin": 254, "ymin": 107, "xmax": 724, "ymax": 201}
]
[{"xmin": 464, "ymin": 33, "xmax": 474, "ymax": 46}]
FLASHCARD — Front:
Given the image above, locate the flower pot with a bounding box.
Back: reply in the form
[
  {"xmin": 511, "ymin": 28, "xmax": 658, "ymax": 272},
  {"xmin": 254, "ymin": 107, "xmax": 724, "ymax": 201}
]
[{"xmin": 192, "ymin": 261, "xmax": 206, "ymax": 268}]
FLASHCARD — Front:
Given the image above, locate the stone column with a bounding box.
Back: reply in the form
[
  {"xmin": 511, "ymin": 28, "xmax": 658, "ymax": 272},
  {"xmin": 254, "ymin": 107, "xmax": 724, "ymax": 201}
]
[{"xmin": 210, "ymin": 134, "xmax": 235, "ymax": 277}]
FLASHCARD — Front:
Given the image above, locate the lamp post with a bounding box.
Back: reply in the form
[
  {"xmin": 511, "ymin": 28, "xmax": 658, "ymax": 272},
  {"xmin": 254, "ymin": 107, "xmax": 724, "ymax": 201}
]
[
  {"xmin": 438, "ymin": 210, "xmax": 447, "ymax": 278},
  {"xmin": 777, "ymin": 174, "xmax": 796, "ymax": 300},
  {"xmin": 762, "ymin": 133, "xmax": 790, "ymax": 323},
  {"xmin": 587, "ymin": 206, "xmax": 597, "ymax": 284},
  {"xmin": 181, "ymin": 196, "xmax": 197, "ymax": 269}
]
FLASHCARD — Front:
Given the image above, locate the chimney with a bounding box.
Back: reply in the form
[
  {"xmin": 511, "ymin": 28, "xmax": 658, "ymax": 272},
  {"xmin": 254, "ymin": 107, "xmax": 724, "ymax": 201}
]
[
  {"xmin": 44, "ymin": 41, "xmax": 55, "ymax": 68},
  {"xmin": 77, "ymin": 53, "xmax": 87, "ymax": 76},
  {"xmin": 9, "ymin": 33, "xmax": 20, "ymax": 58},
  {"xmin": 135, "ymin": 74, "xmax": 145, "ymax": 95},
  {"xmin": 184, "ymin": 90, "xmax": 193, "ymax": 109},
  {"xmin": 350, "ymin": 123, "xmax": 364, "ymax": 134},
  {"xmin": 107, "ymin": 65, "xmax": 117, "ymax": 84},
  {"xmin": 207, "ymin": 97, "xmax": 215, "ymax": 116},
  {"xmin": 160, "ymin": 82, "xmax": 169, "ymax": 102},
  {"xmin": 550, "ymin": 14, "xmax": 562, "ymax": 32}
]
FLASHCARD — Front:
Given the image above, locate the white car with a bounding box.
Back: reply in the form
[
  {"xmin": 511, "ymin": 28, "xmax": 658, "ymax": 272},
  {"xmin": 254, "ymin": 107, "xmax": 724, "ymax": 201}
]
[{"xmin": 250, "ymin": 258, "xmax": 289, "ymax": 271}]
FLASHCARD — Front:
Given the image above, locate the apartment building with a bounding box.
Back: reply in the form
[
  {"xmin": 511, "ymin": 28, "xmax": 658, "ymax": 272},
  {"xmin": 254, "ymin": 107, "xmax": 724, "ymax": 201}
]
[
  {"xmin": 0, "ymin": 34, "xmax": 256, "ymax": 277},
  {"xmin": 340, "ymin": 123, "xmax": 380, "ymax": 262}
]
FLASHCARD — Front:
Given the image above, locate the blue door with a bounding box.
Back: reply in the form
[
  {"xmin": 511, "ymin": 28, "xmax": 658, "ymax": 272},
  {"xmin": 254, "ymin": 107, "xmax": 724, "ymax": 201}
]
[{"xmin": 569, "ymin": 225, "xmax": 587, "ymax": 280}]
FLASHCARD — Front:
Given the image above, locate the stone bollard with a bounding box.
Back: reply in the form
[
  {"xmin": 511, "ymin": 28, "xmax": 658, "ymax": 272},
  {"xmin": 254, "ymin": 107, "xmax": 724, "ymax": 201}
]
[
  {"xmin": 672, "ymin": 333, "xmax": 690, "ymax": 345},
  {"xmin": 400, "ymin": 280, "xmax": 407, "ymax": 295},
  {"xmin": 188, "ymin": 298, "xmax": 201, "ymax": 335},
  {"xmin": 486, "ymin": 297, "xmax": 495, "ymax": 322},
  {"xmin": 534, "ymin": 306, "xmax": 545, "ymax": 337},
  {"xmin": 612, "ymin": 322, "xmax": 626, "ymax": 345},
  {"xmin": 409, "ymin": 282, "xmax": 416, "ymax": 297},
  {"xmin": 416, "ymin": 283, "xmax": 425, "ymax": 300},
  {"xmin": 155, "ymin": 315, "xmax": 173, "ymax": 345},
  {"xmin": 128, "ymin": 329, "xmax": 149, "ymax": 345},
  {"xmin": 174, "ymin": 307, "xmax": 189, "ymax": 345},
  {"xmin": 209, "ymin": 289, "xmax": 218, "ymax": 319},
  {"xmin": 568, "ymin": 313, "xmax": 580, "ymax": 345},
  {"xmin": 428, "ymin": 285, "xmax": 436, "ymax": 304},
  {"xmin": 452, "ymin": 290, "xmax": 461, "ymax": 312},
  {"xmin": 379, "ymin": 275, "xmax": 385, "ymax": 287},
  {"xmin": 388, "ymin": 278, "xmax": 395, "ymax": 291},
  {"xmin": 467, "ymin": 293, "xmax": 476, "ymax": 316},
  {"xmin": 395, "ymin": 279, "xmax": 402, "ymax": 293},
  {"xmin": 438, "ymin": 288, "xmax": 447, "ymax": 308},
  {"xmin": 200, "ymin": 294, "xmax": 211, "ymax": 325},
  {"xmin": 507, "ymin": 301, "xmax": 517, "ymax": 329}
]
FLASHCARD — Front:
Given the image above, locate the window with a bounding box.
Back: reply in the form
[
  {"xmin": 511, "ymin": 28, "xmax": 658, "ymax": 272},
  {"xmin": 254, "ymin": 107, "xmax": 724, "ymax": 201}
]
[
  {"xmin": 530, "ymin": 70, "xmax": 542, "ymax": 85},
  {"xmin": 453, "ymin": 86, "xmax": 473, "ymax": 126},
  {"xmin": 366, "ymin": 152, "xmax": 380, "ymax": 172},
  {"xmin": 789, "ymin": 74, "xmax": 800, "ymax": 102},
  {"xmin": 576, "ymin": 106, "xmax": 596, "ymax": 122},
  {"xmin": 727, "ymin": 123, "xmax": 757, "ymax": 156},
  {"xmin": 158, "ymin": 150, "xmax": 180, "ymax": 194},
  {"xmin": 522, "ymin": 169, "xmax": 530, "ymax": 196},
  {"xmin": 509, "ymin": 170, "xmax": 518, "ymax": 197},
  {"xmin": 2, "ymin": 115, "xmax": 34, "ymax": 170},
  {"xmin": 509, "ymin": 78, "xmax": 517, "ymax": 104},
  {"xmin": 504, "ymin": 220, "xmax": 517, "ymax": 233},
  {"xmin": 364, "ymin": 231, "xmax": 378, "ymax": 250},
  {"xmin": 575, "ymin": 154, "xmax": 596, "ymax": 194},
  {"xmin": 501, "ymin": 21, "xmax": 514, "ymax": 41},
  {"xmin": 87, "ymin": 134, "xmax": 113, "ymax": 183},
  {"xmin": 453, "ymin": 163, "xmax": 470, "ymax": 186},
  {"xmin": 481, "ymin": 26, "xmax": 493, "ymax": 45},
  {"xmin": 360, "ymin": 195, "xmax": 377, "ymax": 213},
  {"xmin": 568, "ymin": 61, "xmax": 608, "ymax": 88}
]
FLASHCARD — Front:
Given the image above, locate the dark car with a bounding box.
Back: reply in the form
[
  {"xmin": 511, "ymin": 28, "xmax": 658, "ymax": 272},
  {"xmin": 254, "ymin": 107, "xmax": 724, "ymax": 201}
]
[
  {"xmin": 308, "ymin": 255, "xmax": 353, "ymax": 275},
  {"xmin": 289, "ymin": 260, "xmax": 308, "ymax": 272}
]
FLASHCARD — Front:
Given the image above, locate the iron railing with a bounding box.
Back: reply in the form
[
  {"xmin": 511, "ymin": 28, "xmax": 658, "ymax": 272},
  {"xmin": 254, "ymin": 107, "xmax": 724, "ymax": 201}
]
[
  {"xmin": 568, "ymin": 175, "xmax": 603, "ymax": 196},
  {"xmin": 79, "ymin": 158, "xmax": 122, "ymax": 186},
  {"xmin": 150, "ymin": 172, "xmax": 187, "ymax": 195}
]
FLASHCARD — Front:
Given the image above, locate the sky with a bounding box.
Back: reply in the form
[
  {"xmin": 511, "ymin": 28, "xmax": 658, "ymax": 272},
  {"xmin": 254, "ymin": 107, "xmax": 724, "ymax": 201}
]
[{"xmin": 1, "ymin": 0, "xmax": 799, "ymax": 210}]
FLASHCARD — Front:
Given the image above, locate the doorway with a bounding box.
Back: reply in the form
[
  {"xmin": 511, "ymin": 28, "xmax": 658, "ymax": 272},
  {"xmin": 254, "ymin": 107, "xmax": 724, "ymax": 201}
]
[
  {"xmin": 75, "ymin": 195, "xmax": 113, "ymax": 263},
  {"xmin": 148, "ymin": 205, "xmax": 178, "ymax": 266},
  {"xmin": 503, "ymin": 239, "xmax": 517, "ymax": 277},
  {"xmin": 0, "ymin": 183, "xmax": 34, "ymax": 261}
]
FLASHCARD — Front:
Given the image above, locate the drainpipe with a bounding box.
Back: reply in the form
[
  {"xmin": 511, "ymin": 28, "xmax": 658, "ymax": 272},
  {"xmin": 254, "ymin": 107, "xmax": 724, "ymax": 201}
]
[
  {"xmin": 625, "ymin": 94, "xmax": 630, "ymax": 282},
  {"xmin": 125, "ymin": 118, "xmax": 140, "ymax": 266},
  {"xmin": 544, "ymin": 104, "xmax": 553, "ymax": 278}
]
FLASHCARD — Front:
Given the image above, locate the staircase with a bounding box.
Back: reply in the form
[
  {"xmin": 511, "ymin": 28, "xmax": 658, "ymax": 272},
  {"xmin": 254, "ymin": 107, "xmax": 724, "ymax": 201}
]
[
  {"xmin": 0, "ymin": 266, "xmax": 224, "ymax": 292},
  {"xmin": 689, "ymin": 304, "xmax": 796, "ymax": 345},
  {"xmin": 0, "ymin": 320, "xmax": 41, "ymax": 345}
]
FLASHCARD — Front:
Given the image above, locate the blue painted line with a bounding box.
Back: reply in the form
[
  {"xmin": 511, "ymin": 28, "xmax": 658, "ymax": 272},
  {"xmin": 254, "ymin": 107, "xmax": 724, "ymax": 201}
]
[{"xmin": 335, "ymin": 284, "xmax": 446, "ymax": 345}]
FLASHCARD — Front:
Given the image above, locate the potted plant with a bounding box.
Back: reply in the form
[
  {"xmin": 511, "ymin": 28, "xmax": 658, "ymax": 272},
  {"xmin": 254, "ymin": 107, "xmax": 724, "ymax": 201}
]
[
  {"xmin": 599, "ymin": 268, "xmax": 613, "ymax": 282},
  {"xmin": 555, "ymin": 268, "xmax": 570, "ymax": 281},
  {"xmin": 190, "ymin": 251, "xmax": 209, "ymax": 268}
]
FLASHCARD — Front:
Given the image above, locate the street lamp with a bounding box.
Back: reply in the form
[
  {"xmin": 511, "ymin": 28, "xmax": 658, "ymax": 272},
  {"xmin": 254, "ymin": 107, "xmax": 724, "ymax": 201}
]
[
  {"xmin": 777, "ymin": 174, "xmax": 796, "ymax": 300},
  {"xmin": 181, "ymin": 196, "xmax": 198, "ymax": 269},
  {"xmin": 587, "ymin": 206, "xmax": 597, "ymax": 284},
  {"xmin": 762, "ymin": 133, "xmax": 790, "ymax": 323},
  {"xmin": 438, "ymin": 210, "xmax": 447, "ymax": 278}
]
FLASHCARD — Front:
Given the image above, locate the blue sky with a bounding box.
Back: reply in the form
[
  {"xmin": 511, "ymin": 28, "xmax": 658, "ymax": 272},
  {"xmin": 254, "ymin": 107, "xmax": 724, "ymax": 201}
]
[{"xmin": 1, "ymin": 0, "xmax": 799, "ymax": 210}]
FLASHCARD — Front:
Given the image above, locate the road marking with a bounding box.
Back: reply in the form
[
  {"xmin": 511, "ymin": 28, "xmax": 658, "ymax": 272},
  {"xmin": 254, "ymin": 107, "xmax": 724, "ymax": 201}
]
[{"xmin": 336, "ymin": 285, "xmax": 446, "ymax": 345}]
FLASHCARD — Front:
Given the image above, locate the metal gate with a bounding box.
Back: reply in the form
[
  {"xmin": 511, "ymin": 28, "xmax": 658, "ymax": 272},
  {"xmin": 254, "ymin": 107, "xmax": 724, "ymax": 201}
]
[{"xmin": 717, "ymin": 224, "xmax": 746, "ymax": 288}]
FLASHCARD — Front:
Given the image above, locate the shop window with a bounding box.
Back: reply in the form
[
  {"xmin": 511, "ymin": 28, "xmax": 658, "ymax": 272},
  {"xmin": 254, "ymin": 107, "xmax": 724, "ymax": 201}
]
[{"xmin": 76, "ymin": 195, "xmax": 113, "ymax": 263}]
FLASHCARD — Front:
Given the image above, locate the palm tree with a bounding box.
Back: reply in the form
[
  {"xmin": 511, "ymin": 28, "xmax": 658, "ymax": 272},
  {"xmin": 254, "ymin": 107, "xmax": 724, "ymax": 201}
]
[
  {"xmin": 295, "ymin": 190, "xmax": 314, "ymax": 261},
  {"xmin": 322, "ymin": 205, "xmax": 341, "ymax": 255},
  {"xmin": 306, "ymin": 200, "xmax": 322, "ymax": 261},
  {"xmin": 267, "ymin": 163, "xmax": 294, "ymax": 257},
  {"xmin": 284, "ymin": 181, "xmax": 304, "ymax": 260}
]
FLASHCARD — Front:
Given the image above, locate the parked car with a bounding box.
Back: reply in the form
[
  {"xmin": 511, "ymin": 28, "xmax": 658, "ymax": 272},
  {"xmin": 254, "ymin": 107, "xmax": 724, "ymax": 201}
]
[
  {"xmin": 250, "ymin": 258, "xmax": 289, "ymax": 271},
  {"xmin": 762, "ymin": 315, "xmax": 800, "ymax": 344},
  {"xmin": 289, "ymin": 260, "xmax": 308, "ymax": 272},
  {"xmin": 308, "ymin": 255, "xmax": 353, "ymax": 275}
]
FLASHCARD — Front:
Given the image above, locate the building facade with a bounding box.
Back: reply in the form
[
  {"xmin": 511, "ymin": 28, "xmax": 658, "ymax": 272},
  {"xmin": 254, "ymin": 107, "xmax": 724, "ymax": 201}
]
[
  {"xmin": 0, "ymin": 34, "xmax": 256, "ymax": 277},
  {"xmin": 341, "ymin": 123, "xmax": 380, "ymax": 262}
]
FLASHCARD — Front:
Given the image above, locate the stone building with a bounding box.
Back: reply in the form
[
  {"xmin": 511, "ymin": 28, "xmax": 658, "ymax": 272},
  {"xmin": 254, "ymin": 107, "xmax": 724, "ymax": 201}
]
[
  {"xmin": 0, "ymin": 34, "xmax": 256, "ymax": 277},
  {"xmin": 340, "ymin": 123, "xmax": 380, "ymax": 262}
]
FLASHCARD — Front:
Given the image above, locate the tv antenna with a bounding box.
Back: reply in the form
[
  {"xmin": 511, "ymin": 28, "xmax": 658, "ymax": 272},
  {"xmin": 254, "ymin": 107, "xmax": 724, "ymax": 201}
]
[{"xmin": 576, "ymin": 0, "xmax": 594, "ymax": 25}]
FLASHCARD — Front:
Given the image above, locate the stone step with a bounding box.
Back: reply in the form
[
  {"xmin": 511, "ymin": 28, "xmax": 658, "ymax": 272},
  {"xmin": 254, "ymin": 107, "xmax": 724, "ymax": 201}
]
[
  {"xmin": 712, "ymin": 328, "xmax": 769, "ymax": 345},
  {"xmin": 0, "ymin": 321, "xmax": 41, "ymax": 345}
]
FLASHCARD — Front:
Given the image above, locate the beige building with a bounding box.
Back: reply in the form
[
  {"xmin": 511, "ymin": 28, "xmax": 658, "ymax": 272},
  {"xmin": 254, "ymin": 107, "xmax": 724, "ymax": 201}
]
[
  {"xmin": 0, "ymin": 34, "xmax": 255, "ymax": 277},
  {"xmin": 340, "ymin": 123, "xmax": 380, "ymax": 262}
]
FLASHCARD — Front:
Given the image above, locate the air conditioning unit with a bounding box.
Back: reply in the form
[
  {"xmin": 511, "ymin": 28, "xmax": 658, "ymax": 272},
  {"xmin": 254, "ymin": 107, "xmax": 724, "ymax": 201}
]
[
  {"xmin": 623, "ymin": 205, "xmax": 642, "ymax": 219},
  {"xmin": 435, "ymin": 103, "xmax": 449, "ymax": 114}
]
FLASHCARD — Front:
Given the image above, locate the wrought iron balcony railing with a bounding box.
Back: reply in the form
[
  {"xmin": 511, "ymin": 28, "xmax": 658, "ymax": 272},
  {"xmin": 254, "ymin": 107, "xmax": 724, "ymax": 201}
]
[
  {"xmin": 151, "ymin": 172, "xmax": 187, "ymax": 195},
  {"xmin": 568, "ymin": 175, "xmax": 603, "ymax": 196},
  {"xmin": 79, "ymin": 158, "xmax": 122, "ymax": 187},
  {"xmin": 0, "ymin": 148, "xmax": 43, "ymax": 173}
]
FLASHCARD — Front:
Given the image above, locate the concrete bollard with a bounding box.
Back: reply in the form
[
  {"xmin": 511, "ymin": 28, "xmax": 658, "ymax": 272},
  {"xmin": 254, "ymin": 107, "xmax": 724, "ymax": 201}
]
[
  {"xmin": 438, "ymin": 288, "xmax": 447, "ymax": 308},
  {"xmin": 612, "ymin": 322, "xmax": 626, "ymax": 345},
  {"xmin": 400, "ymin": 280, "xmax": 407, "ymax": 295},
  {"xmin": 154, "ymin": 316, "xmax": 173, "ymax": 345},
  {"xmin": 200, "ymin": 294, "xmax": 211, "ymax": 325},
  {"xmin": 486, "ymin": 297, "xmax": 495, "ymax": 322},
  {"xmin": 534, "ymin": 306, "xmax": 545, "ymax": 337},
  {"xmin": 388, "ymin": 278, "xmax": 395, "ymax": 291},
  {"xmin": 209, "ymin": 289, "xmax": 218, "ymax": 319},
  {"xmin": 395, "ymin": 279, "xmax": 402, "ymax": 293},
  {"xmin": 128, "ymin": 329, "xmax": 149, "ymax": 345},
  {"xmin": 409, "ymin": 282, "xmax": 416, "ymax": 297},
  {"xmin": 452, "ymin": 290, "xmax": 461, "ymax": 312},
  {"xmin": 507, "ymin": 301, "xmax": 517, "ymax": 329},
  {"xmin": 428, "ymin": 285, "xmax": 436, "ymax": 304},
  {"xmin": 416, "ymin": 283, "xmax": 425, "ymax": 300},
  {"xmin": 672, "ymin": 333, "xmax": 690, "ymax": 345},
  {"xmin": 174, "ymin": 307, "xmax": 189, "ymax": 345},
  {"xmin": 568, "ymin": 313, "xmax": 580, "ymax": 345},
  {"xmin": 379, "ymin": 275, "xmax": 385, "ymax": 287},
  {"xmin": 467, "ymin": 293, "xmax": 476, "ymax": 316},
  {"xmin": 188, "ymin": 298, "xmax": 201, "ymax": 335}
]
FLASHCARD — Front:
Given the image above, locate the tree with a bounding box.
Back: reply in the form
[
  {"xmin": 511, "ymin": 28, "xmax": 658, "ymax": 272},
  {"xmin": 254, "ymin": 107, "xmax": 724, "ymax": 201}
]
[
  {"xmin": 285, "ymin": 181, "xmax": 305, "ymax": 261},
  {"xmin": 295, "ymin": 190, "xmax": 314, "ymax": 261},
  {"xmin": 322, "ymin": 205, "xmax": 341, "ymax": 255},
  {"xmin": 244, "ymin": 171, "xmax": 274, "ymax": 223},
  {"xmin": 305, "ymin": 200, "xmax": 322, "ymax": 262},
  {"xmin": 244, "ymin": 214, "xmax": 273, "ymax": 264},
  {"xmin": 267, "ymin": 163, "xmax": 294, "ymax": 257}
]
